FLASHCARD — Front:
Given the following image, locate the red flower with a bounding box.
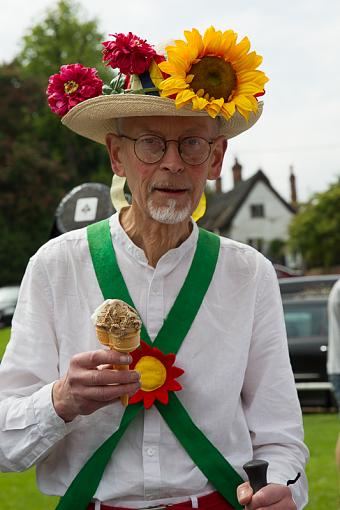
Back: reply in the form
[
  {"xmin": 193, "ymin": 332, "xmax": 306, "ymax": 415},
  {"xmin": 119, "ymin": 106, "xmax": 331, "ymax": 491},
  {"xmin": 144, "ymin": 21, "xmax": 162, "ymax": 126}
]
[
  {"xmin": 102, "ymin": 32, "xmax": 163, "ymax": 75},
  {"xmin": 46, "ymin": 63, "xmax": 103, "ymax": 117},
  {"xmin": 129, "ymin": 341, "xmax": 184, "ymax": 409}
]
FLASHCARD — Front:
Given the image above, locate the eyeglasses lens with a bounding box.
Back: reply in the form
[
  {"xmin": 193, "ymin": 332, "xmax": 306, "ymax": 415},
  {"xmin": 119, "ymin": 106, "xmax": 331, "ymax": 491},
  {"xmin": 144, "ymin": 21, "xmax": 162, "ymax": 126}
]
[{"xmin": 134, "ymin": 136, "xmax": 210, "ymax": 165}]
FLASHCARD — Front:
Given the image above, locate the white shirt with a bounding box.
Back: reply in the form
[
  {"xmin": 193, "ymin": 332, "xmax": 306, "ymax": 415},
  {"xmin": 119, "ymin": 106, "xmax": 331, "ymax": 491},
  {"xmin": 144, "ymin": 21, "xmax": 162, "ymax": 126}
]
[
  {"xmin": 327, "ymin": 279, "xmax": 340, "ymax": 374},
  {"xmin": 0, "ymin": 213, "xmax": 308, "ymax": 508}
]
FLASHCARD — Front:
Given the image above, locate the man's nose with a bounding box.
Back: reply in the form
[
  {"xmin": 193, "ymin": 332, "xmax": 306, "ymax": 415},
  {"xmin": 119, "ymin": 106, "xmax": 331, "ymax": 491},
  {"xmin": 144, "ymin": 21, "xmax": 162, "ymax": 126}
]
[{"xmin": 159, "ymin": 140, "xmax": 184, "ymax": 174}]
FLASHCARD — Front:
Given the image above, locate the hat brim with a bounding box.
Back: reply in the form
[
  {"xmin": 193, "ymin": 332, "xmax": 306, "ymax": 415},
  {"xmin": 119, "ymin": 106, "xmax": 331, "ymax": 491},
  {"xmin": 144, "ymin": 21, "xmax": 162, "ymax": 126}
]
[{"xmin": 62, "ymin": 94, "xmax": 263, "ymax": 145}]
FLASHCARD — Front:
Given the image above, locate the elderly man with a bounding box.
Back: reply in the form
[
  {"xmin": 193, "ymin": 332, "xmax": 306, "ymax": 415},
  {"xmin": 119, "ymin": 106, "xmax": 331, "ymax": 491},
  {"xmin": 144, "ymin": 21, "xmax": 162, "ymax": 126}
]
[{"xmin": 0, "ymin": 26, "xmax": 308, "ymax": 510}]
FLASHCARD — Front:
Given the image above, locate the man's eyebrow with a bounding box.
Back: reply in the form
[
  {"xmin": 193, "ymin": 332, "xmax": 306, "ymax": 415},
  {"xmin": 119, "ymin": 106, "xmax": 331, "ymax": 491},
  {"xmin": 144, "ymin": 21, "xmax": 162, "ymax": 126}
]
[{"xmin": 132, "ymin": 129, "xmax": 212, "ymax": 137}]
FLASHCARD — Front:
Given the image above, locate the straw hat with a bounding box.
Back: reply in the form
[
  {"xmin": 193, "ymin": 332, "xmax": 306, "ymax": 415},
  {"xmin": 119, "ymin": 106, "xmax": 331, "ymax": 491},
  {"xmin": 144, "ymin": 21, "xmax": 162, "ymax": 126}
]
[
  {"xmin": 61, "ymin": 94, "xmax": 263, "ymax": 145},
  {"xmin": 47, "ymin": 27, "xmax": 268, "ymax": 144}
]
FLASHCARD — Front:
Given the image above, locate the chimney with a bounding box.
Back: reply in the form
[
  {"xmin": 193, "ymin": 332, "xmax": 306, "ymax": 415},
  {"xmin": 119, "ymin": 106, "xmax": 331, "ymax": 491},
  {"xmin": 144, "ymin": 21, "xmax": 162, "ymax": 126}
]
[
  {"xmin": 215, "ymin": 176, "xmax": 222, "ymax": 193},
  {"xmin": 232, "ymin": 158, "xmax": 242, "ymax": 187},
  {"xmin": 289, "ymin": 165, "xmax": 298, "ymax": 209}
]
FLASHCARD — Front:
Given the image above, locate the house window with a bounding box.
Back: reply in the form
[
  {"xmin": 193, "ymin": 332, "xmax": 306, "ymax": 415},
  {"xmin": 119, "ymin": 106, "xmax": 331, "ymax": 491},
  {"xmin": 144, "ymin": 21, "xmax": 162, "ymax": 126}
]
[
  {"xmin": 247, "ymin": 238, "xmax": 264, "ymax": 253},
  {"xmin": 250, "ymin": 204, "xmax": 265, "ymax": 218}
]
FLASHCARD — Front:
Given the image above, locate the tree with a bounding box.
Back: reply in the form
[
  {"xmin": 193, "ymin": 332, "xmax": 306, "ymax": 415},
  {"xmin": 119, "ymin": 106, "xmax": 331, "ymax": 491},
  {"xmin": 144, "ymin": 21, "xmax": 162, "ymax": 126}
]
[
  {"xmin": 0, "ymin": 64, "xmax": 68, "ymax": 284},
  {"xmin": 0, "ymin": 1, "xmax": 113, "ymax": 284},
  {"xmin": 18, "ymin": 0, "xmax": 109, "ymax": 80},
  {"xmin": 17, "ymin": 0, "xmax": 112, "ymax": 186},
  {"xmin": 267, "ymin": 238, "xmax": 286, "ymax": 265},
  {"xmin": 289, "ymin": 179, "xmax": 340, "ymax": 269}
]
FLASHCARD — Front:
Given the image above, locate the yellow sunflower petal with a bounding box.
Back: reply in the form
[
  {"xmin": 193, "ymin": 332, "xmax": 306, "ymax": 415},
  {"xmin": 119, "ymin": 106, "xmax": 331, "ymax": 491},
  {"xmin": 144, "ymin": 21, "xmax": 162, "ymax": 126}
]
[
  {"xmin": 149, "ymin": 60, "xmax": 165, "ymax": 89},
  {"xmin": 236, "ymin": 83, "xmax": 264, "ymax": 95},
  {"xmin": 175, "ymin": 89, "xmax": 196, "ymax": 108},
  {"xmin": 158, "ymin": 60, "xmax": 183, "ymax": 75},
  {"xmin": 172, "ymin": 43, "xmax": 194, "ymax": 67},
  {"xmin": 203, "ymin": 26, "xmax": 223, "ymax": 56},
  {"xmin": 158, "ymin": 77, "xmax": 188, "ymax": 96},
  {"xmin": 205, "ymin": 98, "xmax": 224, "ymax": 118},
  {"xmin": 234, "ymin": 95, "xmax": 255, "ymax": 111},
  {"xmin": 184, "ymin": 28, "xmax": 204, "ymax": 58},
  {"xmin": 235, "ymin": 105, "xmax": 251, "ymax": 121},
  {"xmin": 237, "ymin": 70, "xmax": 264, "ymax": 84},
  {"xmin": 220, "ymin": 30, "xmax": 238, "ymax": 54},
  {"xmin": 166, "ymin": 49, "xmax": 189, "ymax": 73},
  {"xmin": 221, "ymin": 101, "xmax": 236, "ymax": 119},
  {"xmin": 192, "ymin": 192, "xmax": 206, "ymax": 222},
  {"xmin": 233, "ymin": 51, "xmax": 263, "ymax": 73},
  {"xmin": 247, "ymin": 95, "xmax": 260, "ymax": 110},
  {"xmin": 228, "ymin": 36, "xmax": 251, "ymax": 61},
  {"xmin": 192, "ymin": 96, "xmax": 208, "ymax": 110}
]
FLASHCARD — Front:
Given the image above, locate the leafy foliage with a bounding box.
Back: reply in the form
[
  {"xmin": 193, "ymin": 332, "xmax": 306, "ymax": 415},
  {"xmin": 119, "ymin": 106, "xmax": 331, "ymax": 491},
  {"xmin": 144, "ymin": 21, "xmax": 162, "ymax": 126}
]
[
  {"xmin": 18, "ymin": 0, "xmax": 109, "ymax": 81},
  {"xmin": 289, "ymin": 179, "xmax": 340, "ymax": 269},
  {"xmin": 0, "ymin": 1, "xmax": 113, "ymax": 285}
]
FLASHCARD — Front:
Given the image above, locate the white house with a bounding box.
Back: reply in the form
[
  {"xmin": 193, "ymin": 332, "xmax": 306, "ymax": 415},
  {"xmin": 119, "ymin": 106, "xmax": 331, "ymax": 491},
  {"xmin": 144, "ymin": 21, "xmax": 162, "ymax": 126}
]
[{"xmin": 200, "ymin": 159, "xmax": 298, "ymax": 265}]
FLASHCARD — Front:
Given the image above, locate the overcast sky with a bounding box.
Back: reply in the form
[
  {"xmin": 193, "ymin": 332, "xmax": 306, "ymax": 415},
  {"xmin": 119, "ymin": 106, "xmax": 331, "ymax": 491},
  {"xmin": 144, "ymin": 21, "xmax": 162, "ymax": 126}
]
[{"xmin": 2, "ymin": 0, "xmax": 340, "ymax": 203}]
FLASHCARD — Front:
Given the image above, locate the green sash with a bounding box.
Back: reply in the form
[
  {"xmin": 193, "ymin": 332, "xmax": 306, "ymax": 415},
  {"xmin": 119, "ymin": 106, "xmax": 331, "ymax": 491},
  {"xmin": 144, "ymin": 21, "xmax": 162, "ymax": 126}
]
[{"xmin": 56, "ymin": 219, "xmax": 243, "ymax": 510}]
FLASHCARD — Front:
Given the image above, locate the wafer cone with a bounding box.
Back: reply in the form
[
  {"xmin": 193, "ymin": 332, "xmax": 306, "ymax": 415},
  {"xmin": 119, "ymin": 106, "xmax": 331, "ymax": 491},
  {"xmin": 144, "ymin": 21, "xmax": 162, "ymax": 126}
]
[{"xmin": 95, "ymin": 327, "xmax": 140, "ymax": 406}]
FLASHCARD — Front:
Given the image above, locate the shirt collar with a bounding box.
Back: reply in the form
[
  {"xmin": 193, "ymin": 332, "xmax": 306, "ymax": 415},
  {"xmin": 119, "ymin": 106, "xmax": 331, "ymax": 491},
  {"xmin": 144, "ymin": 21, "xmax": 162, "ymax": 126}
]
[{"xmin": 109, "ymin": 212, "xmax": 198, "ymax": 270}]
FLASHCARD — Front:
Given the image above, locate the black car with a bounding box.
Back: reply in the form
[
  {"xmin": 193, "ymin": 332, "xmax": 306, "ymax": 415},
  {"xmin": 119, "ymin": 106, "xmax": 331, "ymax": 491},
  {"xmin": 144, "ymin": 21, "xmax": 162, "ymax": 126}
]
[
  {"xmin": 0, "ymin": 285, "xmax": 20, "ymax": 327},
  {"xmin": 279, "ymin": 275, "xmax": 340, "ymax": 409}
]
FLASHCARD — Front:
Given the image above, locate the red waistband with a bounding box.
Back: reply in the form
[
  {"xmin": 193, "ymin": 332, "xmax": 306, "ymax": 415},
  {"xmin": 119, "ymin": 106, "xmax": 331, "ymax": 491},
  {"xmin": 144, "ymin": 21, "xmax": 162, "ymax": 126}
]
[{"xmin": 87, "ymin": 491, "xmax": 234, "ymax": 510}]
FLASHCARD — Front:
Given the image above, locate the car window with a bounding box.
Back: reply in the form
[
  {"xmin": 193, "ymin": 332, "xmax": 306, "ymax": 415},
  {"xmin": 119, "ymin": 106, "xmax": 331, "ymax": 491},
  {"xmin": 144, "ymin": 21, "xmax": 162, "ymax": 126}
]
[
  {"xmin": 0, "ymin": 287, "xmax": 19, "ymax": 303},
  {"xmin": 283, "ymin": 302, "xmax": 327, "ymax": 338}
]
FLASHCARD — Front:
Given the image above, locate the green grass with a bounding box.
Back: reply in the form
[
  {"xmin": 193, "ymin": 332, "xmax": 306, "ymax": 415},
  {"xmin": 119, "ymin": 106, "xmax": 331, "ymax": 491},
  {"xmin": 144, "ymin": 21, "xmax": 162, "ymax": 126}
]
[
  {"xmin": 0, "ymin": 327, "xmax": 339, "ymax": 508},
  {"xmin": 0, "ymin": 469, "xmax": 58, "ymax": 509},
  {"xmin": 304, "ymin": 413, "xmax": 339, "ymax": 508}
]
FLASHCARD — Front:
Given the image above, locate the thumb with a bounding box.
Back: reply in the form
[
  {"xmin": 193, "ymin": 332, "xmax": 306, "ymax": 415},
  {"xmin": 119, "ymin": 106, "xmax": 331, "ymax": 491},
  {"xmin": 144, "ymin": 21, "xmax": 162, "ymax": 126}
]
[{"xmin": 237, "ymin": 481, "xmax": 253, "ymax": 506}]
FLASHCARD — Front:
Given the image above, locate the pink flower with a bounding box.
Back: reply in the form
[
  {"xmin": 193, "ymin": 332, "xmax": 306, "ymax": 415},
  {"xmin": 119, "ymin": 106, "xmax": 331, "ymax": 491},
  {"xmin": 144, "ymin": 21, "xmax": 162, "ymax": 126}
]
[
  {"xmin": 46, "ymin": 63, "xmax": 103, "ymax": 117},
  {"xmin": 102, "ymin": 32, "xmax": 162, "ymax": 75}
]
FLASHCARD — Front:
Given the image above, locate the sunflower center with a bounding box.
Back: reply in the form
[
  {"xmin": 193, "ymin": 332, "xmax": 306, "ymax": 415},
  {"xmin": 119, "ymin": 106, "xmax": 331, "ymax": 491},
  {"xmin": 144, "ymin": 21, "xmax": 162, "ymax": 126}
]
[
  {"xmin": 189, "ymin": 56, "xmax": 236, "ymax": 100},
  {"xmin": 64, "ymin": 80, "xmax": 79, "ymax": 95},
  {"xmin": 135, "ymin": 355, "xmax": 167, "ymax": 392}
]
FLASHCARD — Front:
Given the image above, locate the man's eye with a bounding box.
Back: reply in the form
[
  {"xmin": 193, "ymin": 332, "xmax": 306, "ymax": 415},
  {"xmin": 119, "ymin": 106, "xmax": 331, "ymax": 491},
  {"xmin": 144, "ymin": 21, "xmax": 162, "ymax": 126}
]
[
  {"xmin": 140, "ymin": 136, "xmax": 162, "ymax": 147},
  {"xmin": 183, "ymin": 137, "xmax": 201, "ymax": 147}
]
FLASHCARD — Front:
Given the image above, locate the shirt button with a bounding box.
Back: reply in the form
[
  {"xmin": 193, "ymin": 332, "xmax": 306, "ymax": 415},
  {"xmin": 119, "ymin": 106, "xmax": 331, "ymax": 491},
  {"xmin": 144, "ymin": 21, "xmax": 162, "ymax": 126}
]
[{"xmin": 146, "ymin": 448, "xmax": 154, "ymax": 456}]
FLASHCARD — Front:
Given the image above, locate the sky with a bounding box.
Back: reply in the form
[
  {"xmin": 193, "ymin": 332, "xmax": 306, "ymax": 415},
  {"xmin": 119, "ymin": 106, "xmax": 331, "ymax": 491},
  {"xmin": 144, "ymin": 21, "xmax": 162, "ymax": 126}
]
[{"xmin": 2, "ymin": 0, "xmax": 340, "ymax": 203}]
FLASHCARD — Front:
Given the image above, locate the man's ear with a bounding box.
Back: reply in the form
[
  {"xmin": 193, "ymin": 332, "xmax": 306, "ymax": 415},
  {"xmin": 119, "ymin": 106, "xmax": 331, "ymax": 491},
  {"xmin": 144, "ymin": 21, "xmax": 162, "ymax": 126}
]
[
  {"xmin": 106, "ymin": 133, "xmax": 126, "ymax": 177},
  {"xmin": 207, "ymin": 137, "xmax": 228, "ymax": 180}
]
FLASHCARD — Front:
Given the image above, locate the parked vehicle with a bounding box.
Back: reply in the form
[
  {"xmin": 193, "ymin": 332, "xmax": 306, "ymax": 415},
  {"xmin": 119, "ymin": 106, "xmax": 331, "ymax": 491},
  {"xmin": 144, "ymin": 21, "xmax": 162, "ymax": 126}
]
[
  {"xmin": 0, "ymin": 285, "xmax": 20, "ymax": 327},
  {"xmin": 279, "ymin": 275, "xmax": 340, "ymax": 408}
]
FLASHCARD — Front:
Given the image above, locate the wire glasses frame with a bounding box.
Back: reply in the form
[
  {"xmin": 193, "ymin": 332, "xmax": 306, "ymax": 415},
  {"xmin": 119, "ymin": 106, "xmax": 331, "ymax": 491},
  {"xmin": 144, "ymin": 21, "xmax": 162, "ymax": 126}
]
[{"xmin": 119, "ymin": 134, "xmax": 215, "ymax": 166}]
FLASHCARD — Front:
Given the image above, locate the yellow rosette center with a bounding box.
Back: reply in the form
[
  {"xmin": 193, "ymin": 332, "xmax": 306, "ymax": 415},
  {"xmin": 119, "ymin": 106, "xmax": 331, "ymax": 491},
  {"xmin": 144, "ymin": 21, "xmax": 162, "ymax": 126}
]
[
  {"xmin": 135, "ymin": 355, "xmax": 167, "ymax": 392},
  {"xmin": 189, "ymin": 56, "xmax": 236, "ymax": 100},
  {"xmin": 64, "ymin": 80, "xmax": 79, "ymax": 95}
]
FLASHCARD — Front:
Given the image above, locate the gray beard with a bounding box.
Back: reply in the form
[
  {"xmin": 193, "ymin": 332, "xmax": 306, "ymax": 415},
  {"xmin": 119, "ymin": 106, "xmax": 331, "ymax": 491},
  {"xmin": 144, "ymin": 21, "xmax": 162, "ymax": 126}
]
[{"xmin": 147, "ymin": 198, "xmax": 191, "ymax": 224}]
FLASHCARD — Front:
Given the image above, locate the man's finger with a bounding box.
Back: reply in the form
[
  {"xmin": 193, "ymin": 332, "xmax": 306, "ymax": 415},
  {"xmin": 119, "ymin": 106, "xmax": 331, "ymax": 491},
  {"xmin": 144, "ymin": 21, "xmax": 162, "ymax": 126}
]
[
  {"xmin": 82, "ymin": 367, "xmax": 140, "ymax": 386},
  {"xmin": 237, "ymin": 481, "xmax": 253, "ymax": 506},
  {"xmin": 73, "ymin": 349, "xmax": 132, "ymax": 369},
  {"xmin": 242, "ymin": 484, "xmax": 296, "ymax": 510},
  {"xmin": 80, "ymin": 382, "xmax": 140, "ymax": 402}
]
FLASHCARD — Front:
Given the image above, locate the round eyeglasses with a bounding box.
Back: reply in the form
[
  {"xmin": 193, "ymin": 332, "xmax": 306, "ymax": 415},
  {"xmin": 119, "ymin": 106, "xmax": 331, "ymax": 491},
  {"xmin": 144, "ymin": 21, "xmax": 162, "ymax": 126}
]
[{"xmin": 119, "ymin": 134, "xmax": 215, "ymax": 165}]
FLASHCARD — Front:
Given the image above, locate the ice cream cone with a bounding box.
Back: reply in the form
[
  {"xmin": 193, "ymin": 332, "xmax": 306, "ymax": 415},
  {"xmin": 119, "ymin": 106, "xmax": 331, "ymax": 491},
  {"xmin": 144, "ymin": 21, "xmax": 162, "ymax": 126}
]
[{"xmin": 92, "ymin": 300, "xmax": 142, "ymax": 407}]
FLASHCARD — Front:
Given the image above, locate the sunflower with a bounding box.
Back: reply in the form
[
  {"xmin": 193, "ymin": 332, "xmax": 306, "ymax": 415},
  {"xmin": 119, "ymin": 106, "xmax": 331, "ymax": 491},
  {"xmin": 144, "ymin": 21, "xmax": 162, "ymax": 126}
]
[
  {"xmin": 158, "ymin": 26, "xmax": 269, "ymax": 121},
  {"xmin": 129, "ymin": 341, "xmax": 184, "ymax": 409}
]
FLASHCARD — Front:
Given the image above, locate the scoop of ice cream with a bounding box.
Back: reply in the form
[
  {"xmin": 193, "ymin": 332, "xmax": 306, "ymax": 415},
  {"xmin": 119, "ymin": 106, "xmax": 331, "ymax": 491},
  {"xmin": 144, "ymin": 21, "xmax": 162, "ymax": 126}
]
[{"xmin": 91, "ymin": 299, "xmax": 142, "ymax": 337}]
